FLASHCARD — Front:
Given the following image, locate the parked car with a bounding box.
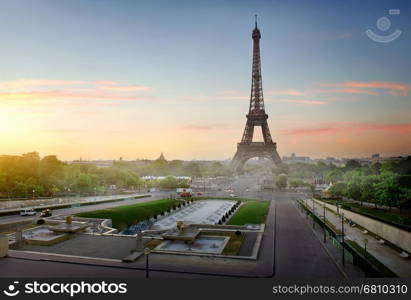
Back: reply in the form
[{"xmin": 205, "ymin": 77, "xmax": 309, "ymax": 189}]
[
  {"xmin": 229, "ymin": 193, "xmax": 237, "ymax": 198},
  {"xmin": 40, "ymin": 209, "xmax": 52, "ymax": 217},
  {"xmin": 180, "ymin": 191, "xmax": 192, "ymax": 197},
  {"xmin": 20, "ymin": 208, "xmax": 36, "ymax": 216}
]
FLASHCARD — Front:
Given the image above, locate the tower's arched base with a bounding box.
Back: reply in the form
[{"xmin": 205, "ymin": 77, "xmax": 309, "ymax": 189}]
[{"xmin": 231, "ymin": 142, "xmax": 282, "ymax": 174}]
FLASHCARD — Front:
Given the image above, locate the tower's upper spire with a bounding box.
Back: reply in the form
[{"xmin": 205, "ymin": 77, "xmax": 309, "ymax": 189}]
[{"xmin": 252, "ymin": 15, "xmax": 261, "ymax": 39}]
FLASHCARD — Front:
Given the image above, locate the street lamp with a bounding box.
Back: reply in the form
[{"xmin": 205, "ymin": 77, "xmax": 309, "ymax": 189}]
[
  {"xmin": 144, "ymin": 248, "xmax": 151, "ymax": 278},
  {"xmin": 363, "ymin": 238, "xmax": 369, "ymax": 261},
  {"xmin": 341, "ymin": 213, "xmax": 345, "ymax": 267},
  {"xmin": 323, "ymin": 205, "xmax": 326, "ymax": 243},
  {"xmin": 363, "ymin": 238, "xmax": 369, "ymax": 276},
  {"xmin": 32, "ymin": 189, "xmax": 35, "ymax": 200},
  {"xmin": 312, "ymin": 199, "xmax": 315, "ymax": 229}
]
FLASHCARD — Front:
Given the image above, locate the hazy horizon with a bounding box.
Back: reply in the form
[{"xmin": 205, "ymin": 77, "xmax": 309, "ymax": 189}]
[{"xmin": 1, "ymin": 0, "xmax": 410, "ymax": 160}]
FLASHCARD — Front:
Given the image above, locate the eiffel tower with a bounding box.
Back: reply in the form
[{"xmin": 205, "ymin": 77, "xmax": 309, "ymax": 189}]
[{"xmin": 231, "ymin": 16, "xmax": 282, "ymax": 173}]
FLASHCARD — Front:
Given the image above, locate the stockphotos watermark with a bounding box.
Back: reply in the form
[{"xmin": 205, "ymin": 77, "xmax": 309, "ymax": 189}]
[
  {"xmin": 3, "ymin": 280, "xmax": 127, "ymax": 297},
  {"xmin": 365, "ymin": 9, "xmax": 402, "ymax": 43}
]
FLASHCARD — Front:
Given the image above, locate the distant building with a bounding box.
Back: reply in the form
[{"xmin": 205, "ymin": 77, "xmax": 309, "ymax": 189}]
[
  {"xmin": 380, "ymin": 156, "xmax": 407, "ymax": 163},
  {"xmin": 371, "ymin": 153, "xmax": 380, "ymax": 163},
  {"xmin": 282, "ymin": 153, "xmax": 312, "ymax": 164},
  {"xmin": 341, "ymin": 157, "xmax": 371, "ymax": 166},
  {"xmin": 68, "ymin": 160, "xmax": 114, "ymax": 168},
  {"xmin": 142, "ymin": 175, "xmax": 191, "ymax": 181},
  {"xmin": 157, "ymin": 152, "xmax": 166, "ymax": 161}
]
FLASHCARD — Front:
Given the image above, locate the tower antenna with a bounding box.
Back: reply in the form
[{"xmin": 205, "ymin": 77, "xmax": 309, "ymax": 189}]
[{"xmin": 255, "ymin": 14, "xmax": 258, "ymax": 29}]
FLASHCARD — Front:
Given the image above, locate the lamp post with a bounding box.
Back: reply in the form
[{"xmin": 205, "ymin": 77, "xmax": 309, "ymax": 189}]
[
  {"xmin": 363, "ymin": 238, "xmax": 369, "ymax": 261},
  {"xmin": 341, "ymin": 213, "xmax": 345, "ymax": 267},
  {"xmin": 312, "ymin": 199, "xmax": 315, "ymax": 229},
  {"xmin": 323, "ymin": 205, "xmax": 326, "ymax": 243},
  {"xmin": 32, "ymin": 189, "xmax": 35, "ymax": 200},
  {"xmin": 363, "ymin": 238, "xmax": 369, "ymax": 276},
  {"xmin": 144, "ymin": 248, "xmax": 151, "ymax": 278}
]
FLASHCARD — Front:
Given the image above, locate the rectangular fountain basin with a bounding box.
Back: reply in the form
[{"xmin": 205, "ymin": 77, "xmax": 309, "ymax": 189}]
[
  {"xmin": 22, "ymin": 226, "xmax": 69, "ymax": 246},
  {"xmin": 155, "ymin": 235, "xmax": 229, "ymax": 255}
]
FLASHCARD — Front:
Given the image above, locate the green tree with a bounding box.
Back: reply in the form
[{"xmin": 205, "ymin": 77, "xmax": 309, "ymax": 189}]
[
  {"xmin": 380, "ymin": 161, "xmax": 399, "ymax": 174},
  {"xmin": 185, "ymin": 162, "xmax": 202, "ymax": 178},
  {"xmin": 158, "ymin": 176, "xmax": 179, "ymax": 189},
  {"xmin": 275, "ymin": 174, "xmax": 287, "ymax": 190},
  {"xmin": 358, "ymin": 175, "xmax": 379, "ymax": 205},
  {"xmin": 374, "ymin": 173, "xmax": 401, "ymax": 208},
  {"xmin": 325, "ymin": 169, "xmax": 344, "ymax": 183},
  {"xmin": 346, "ymin": 181, "xmax": 362, "ymax": 201},
  {"xmin": 344, "ymin": 159, "xmax": 362, "ymax": 171},
  {"xmin": 73, "ymin": 173, "xmax": 99, "ymax": 194},
  {"xmin": 328, "ymin": 181, "xmax": 347, "ymax": 197},
  {"xmin": 370, "ymin": 162, "xmax": 382, "ymax": 175}
]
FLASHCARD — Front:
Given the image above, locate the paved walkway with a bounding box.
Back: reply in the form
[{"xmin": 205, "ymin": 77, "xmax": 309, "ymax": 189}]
[
  {"xmin": 275, "ymin": 199, "xmax": 343, "ymax": 278},
  {"xmin": 307, "ymin": 199, "xmax": 411, "ymax": 277},
  {"xmin": 294, "ymin": 202, "xmax": 364, "ymax": 277}
]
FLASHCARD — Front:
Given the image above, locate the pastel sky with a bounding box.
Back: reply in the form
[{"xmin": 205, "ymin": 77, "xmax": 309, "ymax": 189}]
[{"xmin": 0, "ymin": 0, "xmax": 410, "ymax": 160}]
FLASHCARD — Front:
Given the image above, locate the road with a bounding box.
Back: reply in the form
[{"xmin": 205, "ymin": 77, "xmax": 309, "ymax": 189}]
[{"xmin": 0, "ymin": 192, "xmax": 170, "ymax": 226}]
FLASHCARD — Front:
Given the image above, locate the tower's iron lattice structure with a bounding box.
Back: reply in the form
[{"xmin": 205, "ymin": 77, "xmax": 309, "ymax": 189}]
[{"xmin": 231, "ymin": 16, "xmax": 282, "ymax": 173}]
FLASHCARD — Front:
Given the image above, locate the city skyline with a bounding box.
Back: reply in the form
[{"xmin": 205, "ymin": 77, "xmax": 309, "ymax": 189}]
[{"xmin": 1, "ymin": 0, "xmax": 410, "ymax": 160}]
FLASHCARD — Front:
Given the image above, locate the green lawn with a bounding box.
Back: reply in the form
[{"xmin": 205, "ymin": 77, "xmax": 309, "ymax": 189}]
[
  {"xmin": 227, "ymin": 200, "xmax": 270, "ymax": 225},
  {"xmin": 322, "ymin": 199, "xmax": 411, "ymax": 227},
  {"xmin": 354, "ymin": 206, "xmax": 411, "ymax": 226},
  {"xmin": 76, "ymin": 199, "xmax": 180, "ymax": 230}
]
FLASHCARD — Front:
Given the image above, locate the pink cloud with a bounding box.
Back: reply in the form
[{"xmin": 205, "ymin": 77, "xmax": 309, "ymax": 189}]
[
  {"xmin": 0, "ymin": 79, "xmax": 152, "ymax": 102},
  {"xmin": 217, "ymin": 91, "xmax": 249, "ymax": 100},
  {"xmin": 267, "ymin": 89, "xmax": 305, "ymax": 96},
  {"xmin": 339, "ymin": 32, "xmax": 352, "ymax": 39},
  {"xmin": 181, "ymin": 123, "xmax": 229, "ymax": 131},
  {"xmin": 93, "ymin": 80, "xmax": 117, "ymax": 85},
  {"xmin": 319, "ymin": 81, "xmax": 410, "ymax": 96},
  {"xmin": 284, "ymin": 127, "xmax": 337, "ymax": 135},
  {"xmin": 100, "ymin": 85, "xmax": 150, "ymax": 92},
  {"xmin": 276, "ymin": 99, "xmax": 327, "ymax": 105},
  {"xmin": 283, "ymin": 122, "xmax": 411, "ymax": 136},
  {"xmin": 316, "ymin": 88, "xmax": 379, "ymax": 96},
  {"xmin": 0, "ymin": 90, "xmax": 148, "ymax": 101},
  {"xmin": 0, "ymin": 79, "xmax": 87, "ymax": 89}
]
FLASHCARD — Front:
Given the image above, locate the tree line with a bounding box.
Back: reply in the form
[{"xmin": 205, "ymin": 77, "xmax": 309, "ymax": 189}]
[
  {"xmin": 273, "ymin": 157, "xmax": 411, "ymax": 210},
  {"xmin": 326, "ymin": 159, "xmax": 411, "ymax": 209},
  {"xmin": 0, "ymin": 152, "xmax": 200, "ymax": 198}
]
